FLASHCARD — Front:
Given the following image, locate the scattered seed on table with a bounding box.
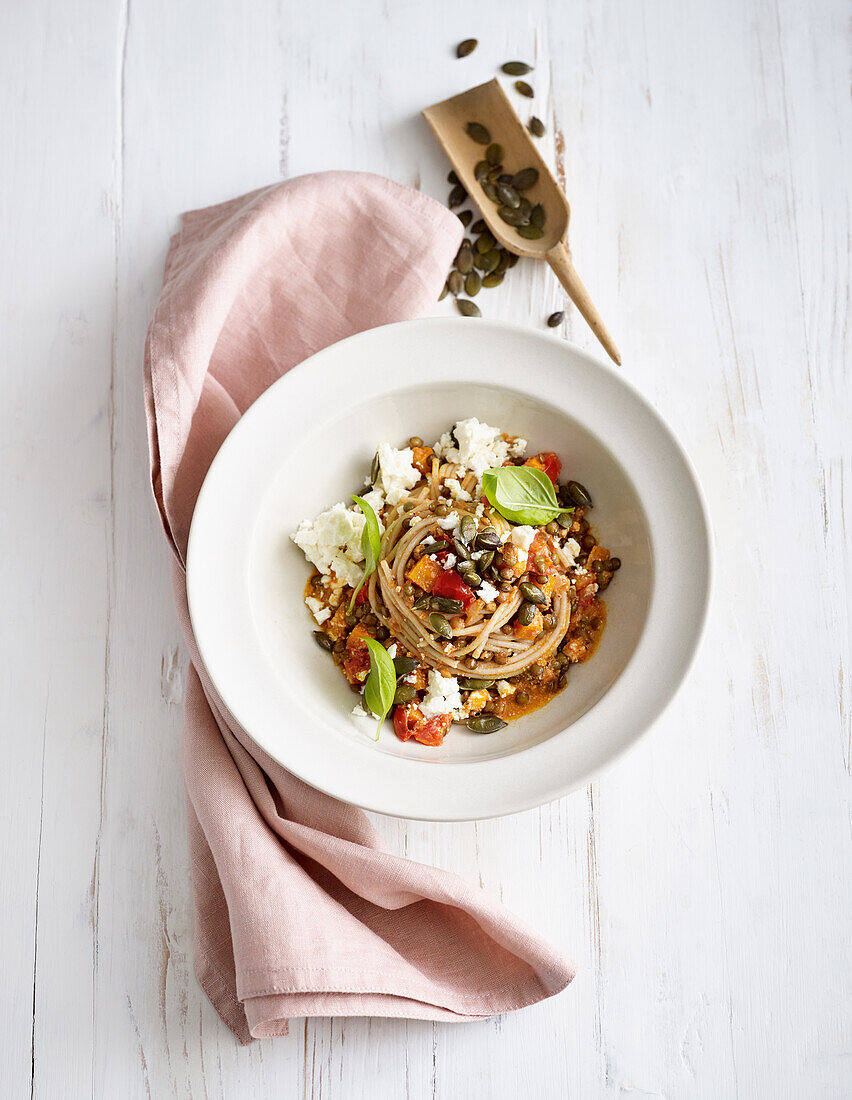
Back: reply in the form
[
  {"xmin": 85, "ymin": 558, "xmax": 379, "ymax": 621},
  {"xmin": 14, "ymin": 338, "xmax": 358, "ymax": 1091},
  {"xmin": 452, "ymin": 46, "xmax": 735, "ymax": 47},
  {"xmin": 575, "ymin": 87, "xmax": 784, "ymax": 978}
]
[
  {"xmin": 456, "ymin": 298, "xmax": 481, "ymax": 317},
  {"xmin": 547, "ymin": 311, "xmax": 564, "ymax": 327},
  {"xmin": 528, "ymin": 116, "xmax": 546, "ymax": 137},
  {"xmin": 501, "ymin": 61, "xmax": 533, "ymax": 75},
  {"xmin": 456, "ymin": 38, "xmax": 478, "ymax": 58},
  {"xmin": 447, "ymin": 169, "xmax": 460, "ymax": 184},
  {"xmin": 448, "ymin": 183, "xmax": 467, "ymax": 207},
  {"xmin": 457, "ymin": 209, "xmax": 473, "ymax": 227},
  {"xmin": 514, "ymin": 80, "xmax": 534, "ymax": 97}
]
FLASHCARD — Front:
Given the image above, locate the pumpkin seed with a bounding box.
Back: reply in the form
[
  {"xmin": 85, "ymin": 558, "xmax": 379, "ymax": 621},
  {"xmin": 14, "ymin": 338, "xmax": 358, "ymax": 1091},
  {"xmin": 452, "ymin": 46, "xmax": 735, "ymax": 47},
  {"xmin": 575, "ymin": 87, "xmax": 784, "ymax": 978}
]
[
  {"xmin": 518, "ymin": 197, "xmax": 533, "ymax": 217},
  {"xmin": 511, "ymin": 167, "xmax": 539, "ymax": 191},
  {"xmin": 566, "ymin": 480, "xmax": 593, "ymax": 507},
  {"xmin": 478, "ymin": 549, "xmax": 495, "ymax": 568},
  {"xmin": 447, "ymin": 169, "xmax": 460, "ymax": 184},
  {"xmin": 432, "ymin": 596, "xmax": 464, "ymax": 614},
  {"xmin": 466, "ymin": 714, "xmax": 508, "ymax": 734},
  {"xmin": 463, "ymin": 570, "xmax": 482, "ymax": 588},
  {"xmin": 507, "ymin": 251, "xmax": 520, "ymax": 267},
  {"xmin": 460, "ymin": 514, "xmax": 477, "ymax": 543},
  {"xmin": 452, "ymin": 537, "xmax": 472, "ymax": 561},
  {"xmin": 457, "ymin": 209, "xmax": 473, "ymax": 227},
  {"xmin": 480, "ymin": 249, "xmax": 501, "ymax": 274},
  {"xmin": 487, "ymin": 166, "xmax": 503, "ymax": 183},
  {"xmin": 447, "ymin": 270, "xmax": 464, "ymax": 296},
  {"xmin": 465, "ymin": 121, "xmax": 491, "ymax": 145},
  {"xmin": 501, "ymin": 60, "xmax": 533, "ymax": 76},
  {"xmin": 394, "ymin": 654, "xmax": 419, "ymax": 678},
  {"xmin": 313, "ymin": 630, "xmax": 335, "ymax": 651},
  {"xmin": 519, "ymin": 581, "xmax": 547, "ymax": 605},
  {"xmin": 530, "ymin": 203, "xmax": 545, "ymax": 228},
  {"xmin": 370, "ymin": 450, "xmax": 380, "ymax": 484},
  {"xmin": 456, "ymin": 298, "xmax": 481, "ymax": 318},
  {"xmin": 481, "ymin": 181, "xmax": 499, "ymax": 202},
  {"xmin": 474, "ymin": 160, "xmax": 490, "ymax": 181},
  {"xmin": 476, "ymin": 528, "xmax": 501, "ymax": 549},
  {"xmin": 394, "ymin": 683, "xmax": 417, "ymax": 704},
  {"xmin": 547, "ymin": 310, "xmax": 564, "ymax": 327},
  {"xmin": 458, "ymin": 677, "xmax": 495, "ymax": 690},
  {"xmin": 448, "ymin": 183, "xmax": 467, "ymax": 208},
  {"xmin": 528, "ymin": 116, "xmax": 546, "ymax": 137},
  {"xmin": 456, "ymin": 244, "xmax": 474, "ymax": 274},
  {"xmin": 498, "ymin": 173, "xmax": 514, "ymax": 185},
  {"xmin": 517, "ymin": 600, "xmax": 537, "ymax": 626},
  {"xmin": 486, "ymin": 142, "xmax": 504, "ymax": 165},
  {"xmin": 517, "ymin": 224, "xmax": 544, "ymax": 239},
  {"xmin": 429, "ymin": 611, "xmax": 453, "ymax": 639},
  {"xmin": 475, "ymin": 231, "xmax": 495, "ymax": 253},
  {"xmin": 514, "ymin": 80, "xmax": 534, "ymax": 98},
  {"xmin": 494, "ymin": 251, "xmax": 510, "ymax": 275},
  {"xmin": 456, "ymin": 38, "xmax": 477, "ymax": 58},
  {"xmin": 464, "ymin": 271, "xmax": 481, "ymax": 297},
  {"xmin": 438, "ymin": 281, "xmax": 448, "ymax": 301},
  {"xmin": 482, "ymin": 272, "xmax": 504, "ymax": 288},
  {"xmin": 498, "ymin": 205, "xmax": 529, "ymax": 227},
  {"xmin": 497, "ymin": 182, "xmax": 520, "ymax": 208},
  {"xmin": 413, "ymin": 595, "xmax": 431, "ymax": 611},
  {"xmin": 471, "ymin": 218, "xmax": 487, "ymax": 234},
  {"xmin": 557, "ymin": 511, "xmax": 573, "ymax": 527}
]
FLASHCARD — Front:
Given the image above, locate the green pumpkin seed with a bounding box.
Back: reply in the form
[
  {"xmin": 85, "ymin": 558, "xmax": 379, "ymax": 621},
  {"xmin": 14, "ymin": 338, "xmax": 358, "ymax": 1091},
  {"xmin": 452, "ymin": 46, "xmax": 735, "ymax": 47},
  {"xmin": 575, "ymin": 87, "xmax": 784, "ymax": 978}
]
[
  {"xmin": 498, "ymin": 205, "xmax": 529, "ymax": 227},
  {"xmin": 458, "ymin": 209, "xmax": 473, "ymax": 227},
  {"xmin": 507, "ymin": 251, "xmax": 520, "ymax": 267},
  {"xmin": 557, "ymin": 511, "xmax": 573, "ymax": 527},
  {"xmin": 482, "ymin": 272, "xmax": 504, "ymax": 288},
  {"xmin": 530, "ymin": 203, "xmax": 545, "ymax": 228},
  {"xmin": 448, "ymin": 169, "xmax": 460, "ymax": 184},
  {"xmin": 566, "ymin": 480, "xmax": 593, "ymax": 507},
  {"xmin": 465, "ymin": 121, "xmax": 491, "ymax": 145},
  {"xmin": 394, "ymin": 683, "xmax": 417, "ymax": 704},
  {"xmin": 429, "ymin": 611, "xmax": 453, "ymax": 639},
  {"xmin": 486, "ymin": 142, "xmax": 504, "ymax": 166},
  {"xmin": 475, "ymin": 231, "xmax": 495, "ymax": 254},
  {"xmin": 447, "ymin": 270, "xmax": 464, "ymax": 296},
  {"xmin": 528, "ymin": 116, "xmax": 546, "ymax": 137},
  {"xmin": 474, "ymin": 160, "xmax": 490, "ymax": 181},
  {"xmin": 514, "ymin": 80, "xmax": 534, "ymax": 98},
  {"xmin": 478, "ymin": 549, "xmax": 495, "ymax": 568},
  {"xmin": 456, "ymin": 38, "xmax": 477, "ymax": 58},
  {"xmin": 456, "ymin": 298, "xmax": 481, "ymax": 317},
  {"xmin": 460, "ymin": 514, "xmax": 477, "ymax": 543},
  {"xmin": 413, "ymin": 594, "xmax": 431, "ymax": 610},
  {"xmin": 313, "ymin": 630, "xmax": 335, "ymax": 652},
  {"xmin": 517, "ymin": 224, "xmax": 544, "ymax": 239},
  {"xmin": 481, "ymin": 181, "xmax": 499, "ymax": 202},
  {"xmin": 456, "ymin": 245, "xmax": 474, "ymax": 275},
  {"xmin": 512, "ymin": 167, "xmax": 539, "ymax": 191},
  {"xmin": 547, "ymin": 310, "xmax": 564, "ymax": 327},
  {"xmin": 496, "ymin": 183, "xmax": 520, "ymax": 208},
  {"xmin": 464, "ymin": 271, "xmax": 481, "ymax": 297},
  {"xmin": 452, "ymin": 537, "xmax": 472, "ymax": 561},
  {"xmin": 466, "ymin": 714, "xmax": 508, "ymax": 734},
  {"xmin": 487, "ymin": 166, "xmax": 503, "ymax": 183},
  {"xmin": 370, "ymin": 450, "xmax": 380, "ymax": 484},
  {"xmin": 448, "ymin": 183, "xmax": 467, "ymax": 208},
  {"xmin": 501, "ymin": 60, "xmax": 533, "ymax": 76},
  {"xmin": 480, "ymin": 249, "xmax": 501, "ymax": 274},
  {"xmin": 463, "ymin": 570, "xmax": 482, "ymax": 587},
  {"xmin": 471, "ymin": 218, "xmax": 487, "ymax": 234},
  {"xmin": 458, "ymin": 677, "xmax": 495, "ymax": 690},
  {"xmin": 393, "ymin": 654, "xmax": 419, "ymax": 678},
  {"xmin": 519, "ymin": 581, "xmax": 547, "ymax": 605},
  {"xmin": 475, "ymin": 529, "xmax": 501, "ymax": 549},
  {"xmin": 432, "ymin": 596, "xmax": 464, "ymax": 613},
  {"xmin": 438, "ymin": 281, "xmax": 448, "ymax": 301},
  {"xmin": 518, "ymin": 601, "xmax": 537, "ymax": 626}
]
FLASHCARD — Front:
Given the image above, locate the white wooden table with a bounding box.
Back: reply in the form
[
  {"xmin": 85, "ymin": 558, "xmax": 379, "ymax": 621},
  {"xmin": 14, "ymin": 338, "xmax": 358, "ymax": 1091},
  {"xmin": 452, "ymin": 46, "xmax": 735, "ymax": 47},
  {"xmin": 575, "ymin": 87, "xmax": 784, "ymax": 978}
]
[{"xmin": 3, "ymin": 1, "xmax": 850, "ymax": 1096}]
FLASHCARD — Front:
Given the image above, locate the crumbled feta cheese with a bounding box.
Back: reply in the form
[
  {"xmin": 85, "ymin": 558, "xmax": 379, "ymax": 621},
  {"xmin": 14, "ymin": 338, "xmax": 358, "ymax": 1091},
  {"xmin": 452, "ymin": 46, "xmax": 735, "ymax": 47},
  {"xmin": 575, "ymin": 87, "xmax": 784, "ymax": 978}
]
[
  {"xmin": 386, "ymin": 643, "xmax": 397, "ymax": 659},
  {"xmin": 475, "ymin": 503, "xmax": 485, "ymax": 518},
  {"xmin": 443, "ymin": 554, "xmax": 457, "ymax": 570},
  {"xmin": 470, "ymin": 549, "xmax": 484, "ymax": 561},
  {"xmin": 477, "ymin": 580, "xmax": 500, "ymax": 603},
  {"xmin": 351, "ymin": 701, "xmax": 368, "ymax": 717},
  {"xmin": 508, "ymin": 524, "xmax": 537, "ymax": 567},
  {"xmin": 292, "ymin": 501, "xmax": 384, "ymax": 588},
  {"xmin": 403, "ymin": 672, "xmax": 418, "ymax": 684},
  {"xmin": 495, "ymin": 679, "xmax": 516, "ymax": 698},
  {"xmin": 361, "ymin": 487, "xmax": 385, "ymax": 513},
  {"xmin": 436, "ymin": 511, "xmax": 459, "ymax": 531},
  {"xmin": 566, "ymin": 538, "xmax": 581, "ymax": 560},
  {"xmin": 376, "ymin": 443, "xmax": 420, "ymax": 505},
  {"xmin": 433, "ymin": 418, "xmax": 527, "ymax": 480},
  {"xmin": 421, "ymin": 670, "xmax": 463, "ymax": 719},
  {"xmin": 445, "ymin": 477, "xmax": 472, "ymax": 502},
  {"xmin": 305, "ymin": 596, "xmax": 332, "ymax": 625}
]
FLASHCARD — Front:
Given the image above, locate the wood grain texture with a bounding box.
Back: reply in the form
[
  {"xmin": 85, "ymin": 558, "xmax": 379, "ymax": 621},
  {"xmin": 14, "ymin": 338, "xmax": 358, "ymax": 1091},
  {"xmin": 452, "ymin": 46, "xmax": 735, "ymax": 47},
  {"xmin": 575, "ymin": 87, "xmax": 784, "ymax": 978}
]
[{"xmin": 1, "ymin": 0, "xmax": 849, "ymax": 1097}]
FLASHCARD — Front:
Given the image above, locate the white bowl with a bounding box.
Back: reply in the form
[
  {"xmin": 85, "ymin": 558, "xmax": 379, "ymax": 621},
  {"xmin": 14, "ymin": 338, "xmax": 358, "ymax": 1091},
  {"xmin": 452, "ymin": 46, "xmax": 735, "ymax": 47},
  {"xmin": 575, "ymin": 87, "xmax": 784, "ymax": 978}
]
[{"xmin": 187, "ymin": 318, "xmax": 712, "ymax": 820}]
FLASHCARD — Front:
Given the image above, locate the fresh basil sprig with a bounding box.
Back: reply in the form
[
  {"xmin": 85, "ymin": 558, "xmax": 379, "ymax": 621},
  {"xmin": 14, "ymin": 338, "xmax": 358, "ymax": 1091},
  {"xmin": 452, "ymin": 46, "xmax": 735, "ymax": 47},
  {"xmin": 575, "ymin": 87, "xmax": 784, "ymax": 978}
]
[
  {"xmin": 481, "ymin": 466, "xmax": 569, "ymax": 526},
  {"xmin": 348, "ymin": 494, "xmax": 382, "ymax": 612},
  {"xmin": 362, "ymin": 637, "xmax": 396, "ymax": 740}
]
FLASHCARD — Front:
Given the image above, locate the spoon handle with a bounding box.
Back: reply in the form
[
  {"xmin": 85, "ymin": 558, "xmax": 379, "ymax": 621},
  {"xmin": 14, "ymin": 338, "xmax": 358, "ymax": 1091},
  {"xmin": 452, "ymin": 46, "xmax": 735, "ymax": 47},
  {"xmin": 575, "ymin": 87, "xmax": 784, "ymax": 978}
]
[{"xmin": 546, "ymin": 241, "xmax": 621, "ymax": 365}]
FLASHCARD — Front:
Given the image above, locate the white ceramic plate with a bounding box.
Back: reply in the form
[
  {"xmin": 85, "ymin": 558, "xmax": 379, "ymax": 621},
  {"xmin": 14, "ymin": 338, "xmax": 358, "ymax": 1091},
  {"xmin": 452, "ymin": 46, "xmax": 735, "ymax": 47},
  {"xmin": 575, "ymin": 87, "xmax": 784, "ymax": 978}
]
[{"xmin": 187, "ymin": 318, "xmax": 712, "ymax": 821}]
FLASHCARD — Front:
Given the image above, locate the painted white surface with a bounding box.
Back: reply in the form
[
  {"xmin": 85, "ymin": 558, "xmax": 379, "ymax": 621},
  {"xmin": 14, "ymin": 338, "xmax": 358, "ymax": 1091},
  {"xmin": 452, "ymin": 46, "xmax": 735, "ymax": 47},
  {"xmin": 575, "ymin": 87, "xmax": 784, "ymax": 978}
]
[{"xmin": 0, "ymin": 0, "xmax": 848, "ymax": 1096}]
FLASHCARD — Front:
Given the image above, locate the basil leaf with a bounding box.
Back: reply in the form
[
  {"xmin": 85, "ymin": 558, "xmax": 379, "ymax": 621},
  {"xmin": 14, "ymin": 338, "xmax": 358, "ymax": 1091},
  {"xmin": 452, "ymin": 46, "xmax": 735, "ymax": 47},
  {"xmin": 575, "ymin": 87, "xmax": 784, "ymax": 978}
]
[
  {"xmin": 363, "ymin": 637, "xmax": 396, "ymax": 740},
  {"xmin": 481, "ymin": 466, "xmax": 563, "ymax": 525},
  {"xmin": 348, "ymin": 494, "xmax": 382, "ymax": 612}
]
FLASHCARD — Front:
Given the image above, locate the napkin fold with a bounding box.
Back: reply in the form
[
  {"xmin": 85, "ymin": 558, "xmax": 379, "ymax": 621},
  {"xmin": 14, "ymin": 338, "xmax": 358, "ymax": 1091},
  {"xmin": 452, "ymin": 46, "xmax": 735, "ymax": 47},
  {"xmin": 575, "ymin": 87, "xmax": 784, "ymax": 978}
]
[{"xmin": 144, "ymin": 172, "xmax": 575, "ymax": 1042}]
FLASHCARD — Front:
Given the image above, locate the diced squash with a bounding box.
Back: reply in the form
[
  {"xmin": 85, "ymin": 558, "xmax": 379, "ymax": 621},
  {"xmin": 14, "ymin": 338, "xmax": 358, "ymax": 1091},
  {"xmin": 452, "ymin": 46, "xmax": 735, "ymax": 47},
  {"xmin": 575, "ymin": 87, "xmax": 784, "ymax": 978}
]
[
  {"xmin": 514, "ymin": 607, "xmax": 543, "ymax": 640},
  {"xmin": 411, "ymin": 446, "xmax": 434, "ymax": 474},
  {"xmin": 586, "ymin": 544, "xmax": 610, "ymax": 567},
  {"xmin": 406, "ymin": 555, "xmax": 443, "ymax": 592}
]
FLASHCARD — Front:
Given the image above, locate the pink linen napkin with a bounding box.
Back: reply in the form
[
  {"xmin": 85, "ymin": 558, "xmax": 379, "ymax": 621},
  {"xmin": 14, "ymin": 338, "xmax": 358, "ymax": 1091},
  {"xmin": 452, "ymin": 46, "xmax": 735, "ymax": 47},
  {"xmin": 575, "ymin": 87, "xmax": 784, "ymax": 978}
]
[{"xmin": 144, "ymin": 172, "xmax": 575, "ymax": 1043}]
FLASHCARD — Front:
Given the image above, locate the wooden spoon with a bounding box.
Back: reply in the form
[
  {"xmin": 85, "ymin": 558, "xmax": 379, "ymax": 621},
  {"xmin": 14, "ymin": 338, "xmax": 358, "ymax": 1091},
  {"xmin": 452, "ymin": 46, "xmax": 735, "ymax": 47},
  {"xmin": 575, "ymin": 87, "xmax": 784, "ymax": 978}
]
[{"xmin": 423, "ymin": 78, "xmax": 621, "ymax": 365}]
